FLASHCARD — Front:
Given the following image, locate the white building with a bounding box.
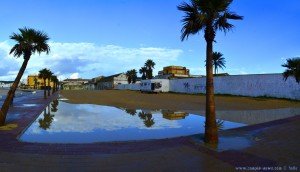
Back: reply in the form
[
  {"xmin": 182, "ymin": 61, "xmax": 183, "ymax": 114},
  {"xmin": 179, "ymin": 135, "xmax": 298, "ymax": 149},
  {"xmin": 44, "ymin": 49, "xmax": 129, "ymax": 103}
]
[
  {"xmin": 0, "ymin": 81, "xmax": 14, "ymax": 88},
  {"xmin": 96, "ymin": 73, "xmax": 128, "ymax": 90}
]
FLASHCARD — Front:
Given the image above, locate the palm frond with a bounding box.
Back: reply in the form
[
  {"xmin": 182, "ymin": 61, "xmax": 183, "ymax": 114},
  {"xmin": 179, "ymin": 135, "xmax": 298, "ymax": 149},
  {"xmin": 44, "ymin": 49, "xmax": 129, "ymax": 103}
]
[
  {"xmin": 282, "ymin": 57, "xmax": 300, "ymax": 83},
  {"xmin": 10, "ymin": 27, "xmax": 50, "ymax": 59},
  {"xmin": 178, "ymin": 1, "xmax": 206, "ymax": 41},
  {"xmin": 214, "ymin": 12, "xmax": 242, "ymax": 33}
]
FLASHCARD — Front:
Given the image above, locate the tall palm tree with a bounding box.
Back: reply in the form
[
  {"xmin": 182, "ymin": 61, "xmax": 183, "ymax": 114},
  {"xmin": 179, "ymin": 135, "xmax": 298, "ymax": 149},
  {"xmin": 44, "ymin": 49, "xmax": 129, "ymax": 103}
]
[
  {"xmin": 139, "ymin": 67, "xmax": 147, "ymax": 80},
  {"xmin": 131, "ymin": 69, "xmax": 137, "ymax": 83},
  {"xmin": 51, "ymin": 75, "xmax": 58, "ymax": 94},
  {"xmin": 37, "ymin": 81, "xmax": 40, "ymax": 89},
  {"xmin": 145, "ymin": 59, "xmax": 156, "ymax": 79},
  {"xmin": 282, "ymin": 57, "xmax": 300, "ymax": 84},
  {"xmin": 178, "ymin": 0, "xmax": 242, "ymax": 144},
  {"xmin": 46, "ymin": 69, "xmax": 53, "ymax": 96},
  {"xmin": 33, "ymin": 77, "xmax": 38, "ymax": 89},
  {"xmin": 0, "ymin": 27, "xmax": 50, "ymax": 126},
  {"xmin": 205, "ymin": 51, "xmax": 226, "ymax": 74},
  {"xmin": 39, "ymin": 68, "xmax": 50, "ymax": 99},
  {"xmin": 126, "ymin": 69, "xmax": 138, "ymax": 84},
  {"xmin": 212, "ymin": 52, "xmax": 226, "ymax": 74},
  {"xmin": 126, "ymin": 70, "xmax": 132, "ymax": 84}
]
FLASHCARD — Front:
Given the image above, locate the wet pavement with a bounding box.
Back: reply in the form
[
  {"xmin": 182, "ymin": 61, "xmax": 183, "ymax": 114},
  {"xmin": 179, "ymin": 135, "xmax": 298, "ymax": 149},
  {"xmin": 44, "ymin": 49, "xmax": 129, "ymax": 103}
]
[{"xmin": 0, "ymin": 91, "xmax": 299, "ymax": 171}]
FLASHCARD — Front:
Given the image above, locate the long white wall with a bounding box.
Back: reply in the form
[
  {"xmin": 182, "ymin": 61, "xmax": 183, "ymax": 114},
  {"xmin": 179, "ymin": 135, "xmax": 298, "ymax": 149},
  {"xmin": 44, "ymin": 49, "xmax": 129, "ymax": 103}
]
[
  {"xmin": 115, "ymin": 74, "xmax": 300, "ymax": 100},
  {"xmin": 115, "ymin": 83, "xmax": 140, "ymax": 90}
]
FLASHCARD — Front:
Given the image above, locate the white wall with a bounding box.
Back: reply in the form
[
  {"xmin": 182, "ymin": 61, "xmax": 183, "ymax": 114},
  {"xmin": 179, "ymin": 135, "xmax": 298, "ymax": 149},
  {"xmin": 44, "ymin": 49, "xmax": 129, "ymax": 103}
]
[
  {"xmin": 115, "ymin": 79, "xmax": 170, "ymax": 92},
  {"xmin": 115, "ymin": 83, "xmax": 140, "ymax": 90},
  {"xmin": 115, "ymin": 74, "xmax": 300, "ymax": 100},
  {"xmin": 169, "ymin": 73, "xmax": 300, "ymax": 100}
]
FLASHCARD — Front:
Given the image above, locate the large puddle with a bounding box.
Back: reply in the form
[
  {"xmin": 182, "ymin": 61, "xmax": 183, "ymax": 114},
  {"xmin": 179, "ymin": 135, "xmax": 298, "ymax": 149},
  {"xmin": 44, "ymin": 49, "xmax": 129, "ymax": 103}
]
[{"xmin": 18, "ymin": 99, "xmax": 246, "ymax": 143}]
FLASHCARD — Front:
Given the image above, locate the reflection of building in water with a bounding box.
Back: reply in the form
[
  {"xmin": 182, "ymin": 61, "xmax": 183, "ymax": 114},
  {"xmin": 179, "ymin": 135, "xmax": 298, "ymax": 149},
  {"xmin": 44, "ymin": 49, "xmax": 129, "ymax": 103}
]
[{"xmin": 162, "ymin": 110, "xmax": 189, "ymax": 120}]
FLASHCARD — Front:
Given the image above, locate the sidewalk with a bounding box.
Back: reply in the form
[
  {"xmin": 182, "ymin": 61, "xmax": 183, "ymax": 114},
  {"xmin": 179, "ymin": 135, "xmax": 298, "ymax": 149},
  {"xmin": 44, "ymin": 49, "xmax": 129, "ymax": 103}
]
[{"xmin": 0, "ymin": 91, "xmax": 299, "ymax": 171}]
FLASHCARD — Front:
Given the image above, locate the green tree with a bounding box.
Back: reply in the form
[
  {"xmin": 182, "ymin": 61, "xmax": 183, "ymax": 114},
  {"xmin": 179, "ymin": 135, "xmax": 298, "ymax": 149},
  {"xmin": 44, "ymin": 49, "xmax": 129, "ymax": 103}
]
[
  {"xmin": 178, "ymin": 0, "xmax": 242, "ymax": 144},
  {"xmin": 139, "ymin": 67, "xmax": 147, "ymax": 80},
  {"xmin": 0, "ymin": 27, "xmax": 50, "ymax": 126},
  {"xmin": 145, "ymin": 59, "xmax": 156, "ymax": 79},
  {"xmin": 282, "ymin": 57, "xmax": 300, "ymax": 84},
  {"xmin": 39, "ymin": 68, "xmax": 51, "ymax": 99}
]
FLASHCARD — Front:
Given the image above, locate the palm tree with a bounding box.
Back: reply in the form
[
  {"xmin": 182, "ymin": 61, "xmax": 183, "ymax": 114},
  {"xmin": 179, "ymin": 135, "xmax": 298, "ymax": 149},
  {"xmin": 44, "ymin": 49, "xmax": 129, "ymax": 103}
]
[
  {"xmin": 46, "ymin": 69, "xmax": 53, "ymax": 96},
  {"xmin": 39, "ymin": 68, "xmax": 50, "ymax": 99},
  {"xmin": 126, "ymin": 70, "xmax": 132, "ymax": 84},
  {"xmin": 145, "ymin": 59, "xmax": 156, "ymax": 79},
  {"xmin": 37, "ymin": 81, "xmax": 40, "ymax": 89},
  {"xmin": 33, "ymin": 77, "xmax": 38, "ymax": 89},
  {"xmin": 0, "ymin": 27, "xmax": 50, "ymax": 126},
  {"xmin": 131, "ymin": 69, "xmax": 137, "ymax": 83},
  {"xmin": 139, "ymin": 67, "xmax": 147, "ymax": 80},
  {"xmin": 205, "ymin": 51, "xmax": 226, "ymax": 75},
  {"xmin": 178, "ymin": 0, "xmax": 242, "ymax": 144},
  {"xmin": 51, "ymin": 75, "xmax": 58, "ymax": 94},
  {"xmin": 126, "ymin": 69, "xmax": 138, "ymax": 84},
  {"xmin": 282, "ymin": 57, "xmax": 300, "ymax": 84},
  {"xmin": 212, "ymin": 52, "xmax": 226, "ymax": 75}
]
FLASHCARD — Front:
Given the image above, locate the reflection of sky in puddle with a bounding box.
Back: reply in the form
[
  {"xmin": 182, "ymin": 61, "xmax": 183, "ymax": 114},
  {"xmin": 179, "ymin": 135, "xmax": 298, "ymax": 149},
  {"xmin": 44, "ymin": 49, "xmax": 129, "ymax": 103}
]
[
  {"xmin": 19, "ymin": 101, "xmax": 246, "ymax": 143},
  {"xmin": 22, "ymin": 104, "xmax": 38, "ymax": 107}
]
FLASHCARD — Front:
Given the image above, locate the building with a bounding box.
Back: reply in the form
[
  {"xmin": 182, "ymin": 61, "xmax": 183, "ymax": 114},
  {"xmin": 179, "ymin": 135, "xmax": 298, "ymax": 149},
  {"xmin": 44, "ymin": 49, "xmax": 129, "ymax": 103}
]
[
  {"xmin": 156, "ymin": 66, "xmax": 191, "ymax": 79},
  {"xmin": 162, "ymin": 110, "xmax": 189, "ymax": 120},
  {"xmin": 96, "ymin": 73, "xmax": 127, "ymax": 90},
  {"xmin": 0, "ymin": 81, "xmax": 14, "ymax": 88},
  {"xmin": 84, "ymin": 76, "xmax": 104, "ymax": 90},
  {"xmin": 162, "ymin": 66, "xmax": 190, "ymax": 75},
  {"xmin": 27, "ymin": 75, "xmax": 55, "ymax": 89},
  {"xmin": 62, "ymin": 79, "xmax": 90, "ymax": 90}
]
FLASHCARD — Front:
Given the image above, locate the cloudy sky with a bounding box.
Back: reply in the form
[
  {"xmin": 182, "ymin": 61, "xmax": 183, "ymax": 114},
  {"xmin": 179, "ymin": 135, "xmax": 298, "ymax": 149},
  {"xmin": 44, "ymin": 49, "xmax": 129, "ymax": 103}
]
[{"xmin": 0, "ymin": 0, "xmax": 299, "ymax": 81}]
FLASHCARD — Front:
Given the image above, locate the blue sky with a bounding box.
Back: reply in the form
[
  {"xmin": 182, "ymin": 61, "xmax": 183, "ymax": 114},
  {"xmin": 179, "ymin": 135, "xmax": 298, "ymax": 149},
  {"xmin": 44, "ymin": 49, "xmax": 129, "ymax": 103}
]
[{"xmin": 0, "ymin": 0, "xmax": 299, "ymax": 81}]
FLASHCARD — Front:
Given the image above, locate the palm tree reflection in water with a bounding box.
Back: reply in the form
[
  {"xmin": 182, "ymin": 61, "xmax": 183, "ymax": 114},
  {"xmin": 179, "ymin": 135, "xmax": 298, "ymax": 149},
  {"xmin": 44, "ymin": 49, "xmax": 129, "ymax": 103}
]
[
  {"xmin": 125, "ymin": 109, "xmax": 137, "ymax": 116},
  {"xmin": 39, "ymin": 100, "xmax": 59, "ymax": 130},
  {"xmin": 138, "ymin": 111, "xmax": 155, "ymax": 128}
]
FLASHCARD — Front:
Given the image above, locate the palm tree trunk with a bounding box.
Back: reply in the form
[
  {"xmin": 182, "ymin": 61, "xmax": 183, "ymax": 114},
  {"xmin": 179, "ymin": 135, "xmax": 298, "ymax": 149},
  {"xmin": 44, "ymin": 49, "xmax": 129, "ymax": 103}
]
[
  {"xmin": 52, "ymin": 82, "xmax": 55, "ymax": 94},
  {"xmin": 47, "ymin": 79, "xmax": 50, "ymax": 96},
  {"xmin": 0, "ymin": 59, "xmax": 29, "ymax": 126},
  {"xmin": 204, "ymin": 35, "xmax": 218, "ymax": 144},
  {"xmin": 43, "ymin": 79, "xmax": 46, "ymax": 99},
  {"xmin": 215, "ymin": 66, "xmax": 217, "ymax": 75}
]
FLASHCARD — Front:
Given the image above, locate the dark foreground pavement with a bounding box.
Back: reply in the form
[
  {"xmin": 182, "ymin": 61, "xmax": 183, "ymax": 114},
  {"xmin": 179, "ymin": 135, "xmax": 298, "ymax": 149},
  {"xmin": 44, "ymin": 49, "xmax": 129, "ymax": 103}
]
[{"xmin": 0, "ymin": 91, "xmax": 299, "ymax": 172}]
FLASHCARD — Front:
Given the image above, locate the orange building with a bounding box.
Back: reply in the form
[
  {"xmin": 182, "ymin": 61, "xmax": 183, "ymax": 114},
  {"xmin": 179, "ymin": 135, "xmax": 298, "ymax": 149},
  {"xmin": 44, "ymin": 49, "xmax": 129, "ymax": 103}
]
[
  {"xmin": 27, "ymin": 75, "xmax": 55, "ymax": 89},
  {"xmin": 162, "ymin": 110, "xmax": 189, "ymax": 120},
  {"xmin": 162, "ymin": 66, "xmax": 190, "ymax": 75}
]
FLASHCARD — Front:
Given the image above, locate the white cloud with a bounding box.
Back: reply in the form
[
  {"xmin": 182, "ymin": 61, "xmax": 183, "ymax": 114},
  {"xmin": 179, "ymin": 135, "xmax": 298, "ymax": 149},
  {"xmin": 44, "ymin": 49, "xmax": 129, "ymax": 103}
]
[
  {"xmin": 70, "ymin": 73, "xmax": 79, "ymax": 79},
  {"xmin": 0, "ymin": 41, "xmax": 183, "ymax": 81}
]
